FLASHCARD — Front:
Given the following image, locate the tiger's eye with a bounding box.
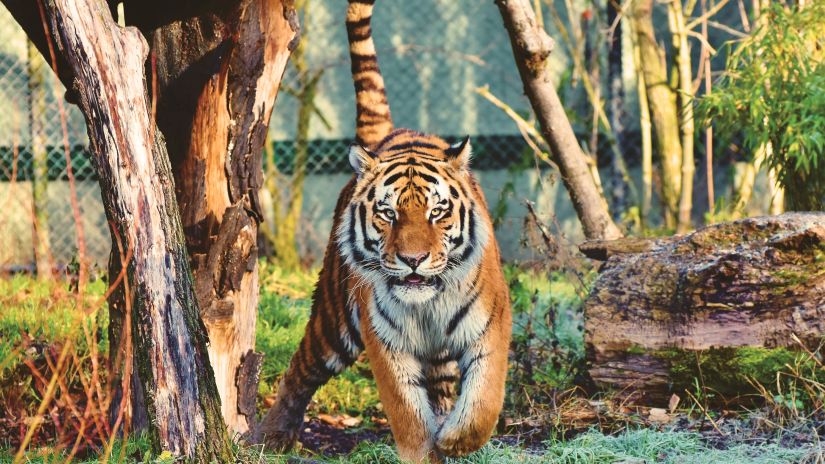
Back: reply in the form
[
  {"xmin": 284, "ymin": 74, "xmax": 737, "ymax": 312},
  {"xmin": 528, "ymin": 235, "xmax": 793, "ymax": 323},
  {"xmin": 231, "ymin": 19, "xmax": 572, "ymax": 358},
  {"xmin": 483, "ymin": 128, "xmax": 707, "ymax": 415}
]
[
  {"xmin": 430, "ymin": 208, "xmax": 443, "ymax": 218},
  {"xmin": 382, "ymin": 210, "xmax": 396, "ymax": 221}
]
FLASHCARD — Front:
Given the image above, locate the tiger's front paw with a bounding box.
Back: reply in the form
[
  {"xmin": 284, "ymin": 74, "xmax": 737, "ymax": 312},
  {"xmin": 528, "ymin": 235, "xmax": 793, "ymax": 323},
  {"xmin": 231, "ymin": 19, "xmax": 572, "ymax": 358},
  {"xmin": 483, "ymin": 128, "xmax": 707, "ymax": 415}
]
[
  {"xmin": 257, "ymin": 427, "xmax": 301, "ymax": 452},
  {"xmin": 434, "ymin": 422, "xmax": 486, "ymax": 458}
]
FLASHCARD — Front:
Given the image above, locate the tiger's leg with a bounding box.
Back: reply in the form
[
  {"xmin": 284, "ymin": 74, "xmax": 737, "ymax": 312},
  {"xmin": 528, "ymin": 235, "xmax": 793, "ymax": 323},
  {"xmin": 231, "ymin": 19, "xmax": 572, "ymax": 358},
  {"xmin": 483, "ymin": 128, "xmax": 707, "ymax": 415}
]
[
  {"xmin": 256, "ymin": 302, "xmax": 362, "ymax": 450},
  {"xmin": 434, "ymin": 316, "xmax": 509, "ymax": 457},
  {"xmin": 364, "ymin": 330, "xmax": 438, "ymax": 462},
  {"xmin": 426, "ymin": 354, "xmax": 459, "ymax": 423}
]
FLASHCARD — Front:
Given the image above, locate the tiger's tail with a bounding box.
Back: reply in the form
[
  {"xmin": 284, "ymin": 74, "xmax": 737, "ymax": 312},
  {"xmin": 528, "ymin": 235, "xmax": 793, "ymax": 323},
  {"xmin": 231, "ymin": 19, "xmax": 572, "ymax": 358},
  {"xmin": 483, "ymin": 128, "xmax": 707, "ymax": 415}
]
[{"xmin": 346, "ymin": 0, "xmax": 394, "ymax": 149}]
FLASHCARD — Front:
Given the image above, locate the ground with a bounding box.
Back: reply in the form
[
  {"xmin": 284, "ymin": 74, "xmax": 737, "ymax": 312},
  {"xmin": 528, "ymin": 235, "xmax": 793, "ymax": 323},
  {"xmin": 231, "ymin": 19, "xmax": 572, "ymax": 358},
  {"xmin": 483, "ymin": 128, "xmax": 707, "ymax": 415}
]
[{"xmin": 0, "ymin": 262, "xmax": 822, "ymax": 463}]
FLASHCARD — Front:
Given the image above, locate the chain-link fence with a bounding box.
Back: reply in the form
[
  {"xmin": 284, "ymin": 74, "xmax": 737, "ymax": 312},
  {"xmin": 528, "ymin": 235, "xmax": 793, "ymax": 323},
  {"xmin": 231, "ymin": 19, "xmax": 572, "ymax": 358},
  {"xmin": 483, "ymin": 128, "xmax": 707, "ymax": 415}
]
[
  {"xmin": 0, "ymin": 6, "xmax": 107, "ymax": 272},
  {"xmin": 0, "ymin": 0, "xmax": 587, "ymax": 270}
]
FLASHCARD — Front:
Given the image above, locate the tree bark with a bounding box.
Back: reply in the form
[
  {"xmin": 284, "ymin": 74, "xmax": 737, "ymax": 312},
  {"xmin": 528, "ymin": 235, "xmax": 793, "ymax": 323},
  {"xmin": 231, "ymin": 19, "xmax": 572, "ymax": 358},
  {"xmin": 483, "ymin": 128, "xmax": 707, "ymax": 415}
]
[
  {"xmin": 263, "ymin": 0, "xmax": 315, "ymax": 271},
  {"xmin": 36, "ymin": 0, "xmax": 232, "ymax": 459},
  {"xmin": 631, "ymin": 0, "xmax": 683, "ymax": 229},
  {"xmin": 581, "ymin": 213, "xmax": 825, "ymax": 404},
  {"xmin": 120, "ymin": 0, "xmax": 299, "ymax": 434},
  {"xmin": 495, "ymin": 0, "xmax": 622, "ymax": 241}
]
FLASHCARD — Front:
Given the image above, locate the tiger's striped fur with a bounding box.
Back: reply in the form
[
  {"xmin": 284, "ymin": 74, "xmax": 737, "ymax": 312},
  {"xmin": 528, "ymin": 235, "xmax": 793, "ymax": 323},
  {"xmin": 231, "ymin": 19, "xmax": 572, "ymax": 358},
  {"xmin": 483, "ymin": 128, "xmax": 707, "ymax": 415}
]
[
  {"xmin": 346, "ymin": 0, "xmax": 393, "ymax": 148},
  {"xmin": 256, "ymin": 2, "xmax": 511, "ymax": 461}
]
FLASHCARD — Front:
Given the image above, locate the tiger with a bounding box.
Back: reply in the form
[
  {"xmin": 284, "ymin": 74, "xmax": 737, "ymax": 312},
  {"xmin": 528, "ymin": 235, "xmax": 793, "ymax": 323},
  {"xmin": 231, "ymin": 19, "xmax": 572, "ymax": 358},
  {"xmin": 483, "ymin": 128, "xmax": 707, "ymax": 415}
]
[{"xmin": 255, "ymin": 0, "xmax": 512, "ymax": 461}]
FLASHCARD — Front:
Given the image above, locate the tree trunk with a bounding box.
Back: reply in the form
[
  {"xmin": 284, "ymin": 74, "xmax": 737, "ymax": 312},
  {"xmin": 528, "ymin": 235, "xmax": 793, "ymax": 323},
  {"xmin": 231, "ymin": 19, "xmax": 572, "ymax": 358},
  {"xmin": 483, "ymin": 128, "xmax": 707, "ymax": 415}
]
[
  {"xmin": 631, "ymin": 0, "xmax": 682, "ymax": 229},
  {"xmin": 580, "ymin": 213, "xmax": 825, "ymax": 404},
  {"xmin": 263, "ymin": 0, "xmax": 316, "ymax": 271},
  {"xmin": 35, "ymin": 0, "xmax": 232, "ymax": 459},
  {"xmin": 495, "ymin": 0, "xmax": 622, "ymax": 240},
  {"xmin": 120, "ymin": 0, "xmax": 299, "ymax": 435},
  {"xmin": 606, "ymin": 0, "xmax": 628, "ymax": 221},
  {"xmin": 629, "ymin": 17, "xmax": 653, "ymax": 229},
  {"xmin": 668, "ymin": 0, "xmax": 694, "ymax": 233}
]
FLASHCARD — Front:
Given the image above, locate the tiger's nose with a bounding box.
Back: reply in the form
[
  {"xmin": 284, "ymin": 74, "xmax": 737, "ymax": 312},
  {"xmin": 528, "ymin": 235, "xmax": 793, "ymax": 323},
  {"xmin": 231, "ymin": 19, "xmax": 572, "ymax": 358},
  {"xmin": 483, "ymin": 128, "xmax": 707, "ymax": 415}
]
[{"xmin": 398, "ymin": 252, "xmax": 429, "ymax": 270}]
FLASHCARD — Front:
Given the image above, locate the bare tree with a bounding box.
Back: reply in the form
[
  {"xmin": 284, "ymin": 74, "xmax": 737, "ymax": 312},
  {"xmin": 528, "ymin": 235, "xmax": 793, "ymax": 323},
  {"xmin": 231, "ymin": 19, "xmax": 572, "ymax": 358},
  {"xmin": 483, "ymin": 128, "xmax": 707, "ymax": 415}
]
[
  {"xmin": 495, "ymin": 0, "xmax": 623, "ymax": 241},
  {"xmin": 3, "ymin": 0, "xmax": 299, "ymax": 455},
  {"xmin": 5, "ymin": 0, "xmax": 233, "ymax": 459}
]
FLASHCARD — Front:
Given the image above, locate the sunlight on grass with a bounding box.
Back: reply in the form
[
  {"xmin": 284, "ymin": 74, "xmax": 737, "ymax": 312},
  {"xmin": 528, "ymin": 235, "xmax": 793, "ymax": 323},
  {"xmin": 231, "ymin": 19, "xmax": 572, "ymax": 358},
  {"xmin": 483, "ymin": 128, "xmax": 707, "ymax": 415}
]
[{"xmin": 0, "ymin": 276, "xmax": 107, "ymax": 377}]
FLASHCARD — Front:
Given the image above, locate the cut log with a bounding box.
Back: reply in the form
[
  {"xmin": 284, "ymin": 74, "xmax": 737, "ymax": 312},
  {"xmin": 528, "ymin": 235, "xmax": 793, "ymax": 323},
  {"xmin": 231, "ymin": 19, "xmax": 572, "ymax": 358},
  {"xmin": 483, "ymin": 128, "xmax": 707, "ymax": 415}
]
[
  {"xmin": 33, "ymin": 0, "xmax": 231, "ymax": 459},
  {"xmin": 583, "ymin": 213, "xmax": 825, "ymax": 404}
]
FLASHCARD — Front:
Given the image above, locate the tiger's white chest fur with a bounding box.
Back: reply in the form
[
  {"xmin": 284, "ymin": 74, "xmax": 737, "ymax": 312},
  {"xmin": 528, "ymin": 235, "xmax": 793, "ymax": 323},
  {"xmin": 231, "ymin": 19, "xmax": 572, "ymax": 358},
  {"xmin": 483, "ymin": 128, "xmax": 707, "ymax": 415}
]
[{"xmin": 365, "ymin": 264, "xmax": 489, "ymax": 358}]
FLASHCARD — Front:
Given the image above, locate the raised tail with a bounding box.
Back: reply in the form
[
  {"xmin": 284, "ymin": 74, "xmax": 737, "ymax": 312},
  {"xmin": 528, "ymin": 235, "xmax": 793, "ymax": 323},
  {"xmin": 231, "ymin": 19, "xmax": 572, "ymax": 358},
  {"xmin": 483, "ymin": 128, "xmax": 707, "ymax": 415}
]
[{"xmin": 346, "ymin": 0, "xmax": 394, "ymax": 149}]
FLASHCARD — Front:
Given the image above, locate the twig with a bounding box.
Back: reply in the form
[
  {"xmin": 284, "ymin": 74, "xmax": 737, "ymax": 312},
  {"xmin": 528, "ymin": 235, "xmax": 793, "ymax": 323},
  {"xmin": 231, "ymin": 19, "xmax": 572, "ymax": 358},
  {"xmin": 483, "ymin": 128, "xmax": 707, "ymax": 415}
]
[
  {"xmin": 685, "ymin": 389, "xmax": 726, "ymax": 436},
  {"xmin": 36, "ymin": 0, "xmax": 88, "ymax": 291},
  {"xmin": 706, "ymin": 19, "xmax": 748, "ymax": 37},
  {"xmin": 474, "ymin": 85, "xmax": 556, "ymax": 168},
  {"xmin": 14, "ymin": 341, "xmax": 73, "ymax": 463},
  {"xmin": 686, "ymin": 0, "xmax": 732, "ymax": 29}
]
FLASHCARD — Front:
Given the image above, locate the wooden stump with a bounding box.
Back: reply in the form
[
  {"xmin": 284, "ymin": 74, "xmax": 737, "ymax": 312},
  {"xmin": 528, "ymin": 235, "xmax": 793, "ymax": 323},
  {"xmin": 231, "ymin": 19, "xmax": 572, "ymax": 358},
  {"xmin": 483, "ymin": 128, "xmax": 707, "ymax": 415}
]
[
  {"xmin": 122, "ymin": 0, "xmax": 298, "ymax": 434},
  {"xmin": 581, "ymin": 213, "xmax": 825, "ymax": 404}
]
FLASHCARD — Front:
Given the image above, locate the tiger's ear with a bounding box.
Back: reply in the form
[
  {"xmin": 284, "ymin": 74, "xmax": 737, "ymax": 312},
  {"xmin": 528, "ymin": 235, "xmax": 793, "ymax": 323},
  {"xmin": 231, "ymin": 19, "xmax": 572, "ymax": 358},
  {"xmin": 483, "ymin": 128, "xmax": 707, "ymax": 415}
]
[
  {"xmin": 446, "ymin": 136, "xmax": 471, "ymax": 171},
  {"xmin": 349, "ymin": 143, "xmax": 377, "ymax": 177}
]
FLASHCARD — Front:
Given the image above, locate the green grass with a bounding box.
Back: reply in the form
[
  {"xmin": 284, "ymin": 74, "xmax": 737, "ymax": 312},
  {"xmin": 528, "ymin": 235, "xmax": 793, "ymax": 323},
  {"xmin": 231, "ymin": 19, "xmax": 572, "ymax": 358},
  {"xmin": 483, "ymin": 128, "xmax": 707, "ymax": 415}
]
[
  {"xmin": 0, "ymin": 275, "xmax": 107, "ymax": 379},
  {"xmin": 4, "ymin": 428, "xmax": 815, "ymax": 463},
  {"xmin": 0, "ymin": 433, "xmax": 152, "ymax": 464},
  {"xmin": 236, "ymin": 428, "xmax": 817, "ymax": 463},
  {"xmin": 1, "ymin": 264, "xmax": 822, "ymax": 463}
]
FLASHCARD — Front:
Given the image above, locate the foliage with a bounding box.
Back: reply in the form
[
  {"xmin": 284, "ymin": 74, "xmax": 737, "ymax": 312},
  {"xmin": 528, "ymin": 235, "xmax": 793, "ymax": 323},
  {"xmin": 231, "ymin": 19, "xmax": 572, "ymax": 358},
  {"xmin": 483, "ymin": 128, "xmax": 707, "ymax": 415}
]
[
  {"xmin": 699, "ymin": 2, "xmax": 825, "ymax": 210},
  {"xmin": 506, "ymin": 266, "xmax": 588, "ymax": 390}
]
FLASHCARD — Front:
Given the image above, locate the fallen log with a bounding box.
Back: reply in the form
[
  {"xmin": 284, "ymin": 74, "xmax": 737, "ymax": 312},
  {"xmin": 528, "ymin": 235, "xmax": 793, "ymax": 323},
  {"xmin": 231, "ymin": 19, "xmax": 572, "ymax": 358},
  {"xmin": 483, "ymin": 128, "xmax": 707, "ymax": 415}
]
[{"xmin": 582, "ymin": 213, "xmax": 825, "ymax": 404}]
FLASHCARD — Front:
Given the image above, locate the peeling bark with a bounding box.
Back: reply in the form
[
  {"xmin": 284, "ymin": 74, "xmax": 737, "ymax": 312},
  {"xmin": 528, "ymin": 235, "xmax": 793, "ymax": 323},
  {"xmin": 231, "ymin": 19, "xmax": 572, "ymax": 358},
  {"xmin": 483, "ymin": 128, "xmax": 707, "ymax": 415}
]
[
  {"xmin": 34, "ymin": 0, "xmax": 231, "ymax": 459},
  {"xmin": 582, "ymin": 213, "xmax": 825, "ymax": 403},
  {"xmin": 121, "ymin": 0, "xmax": 299, "ymax": 434}
]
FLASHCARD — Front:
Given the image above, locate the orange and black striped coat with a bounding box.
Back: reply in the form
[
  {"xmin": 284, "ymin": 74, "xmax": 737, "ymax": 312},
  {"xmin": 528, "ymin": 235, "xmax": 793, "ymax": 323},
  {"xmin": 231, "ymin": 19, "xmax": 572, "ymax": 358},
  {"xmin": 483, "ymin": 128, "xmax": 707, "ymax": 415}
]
[{"xmin": 256, "ymin": 1, "xmax": 511, "ymax": 461}]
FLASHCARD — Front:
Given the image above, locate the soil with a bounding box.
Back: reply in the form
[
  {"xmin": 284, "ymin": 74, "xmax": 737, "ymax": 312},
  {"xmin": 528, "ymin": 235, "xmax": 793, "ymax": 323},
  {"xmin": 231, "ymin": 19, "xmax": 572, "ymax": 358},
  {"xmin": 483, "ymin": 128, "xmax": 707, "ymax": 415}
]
[
  {"xmin": 298, "ymin": 417, "xmax": 391, "ymax": 456},
  {"xmin": 295, "ymin": 411, "xmax": 824, "ymax": 459}
]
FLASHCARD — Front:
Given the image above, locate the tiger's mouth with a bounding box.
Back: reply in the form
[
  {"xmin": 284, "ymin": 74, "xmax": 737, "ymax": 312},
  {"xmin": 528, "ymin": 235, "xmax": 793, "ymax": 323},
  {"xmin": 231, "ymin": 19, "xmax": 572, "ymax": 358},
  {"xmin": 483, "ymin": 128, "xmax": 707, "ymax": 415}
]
[{"xmin": 389, "ymin": 273, "xmax": 441, "ymax": 288}]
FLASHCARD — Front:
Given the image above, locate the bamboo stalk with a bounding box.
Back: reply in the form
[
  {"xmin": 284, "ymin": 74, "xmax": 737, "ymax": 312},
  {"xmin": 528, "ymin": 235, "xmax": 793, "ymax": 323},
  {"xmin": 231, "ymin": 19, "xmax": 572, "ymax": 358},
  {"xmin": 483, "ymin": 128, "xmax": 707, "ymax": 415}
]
[
  {"xmin": 702, "ymin": 0, "xmax": 714, "ymax": 214},
  {"xmin": 630, "ymin": 18, "xmax": 653, "ymax": 229},
  {"xmin": 669, "ymin": 0, "xmax": 695, "ymax": 233}
]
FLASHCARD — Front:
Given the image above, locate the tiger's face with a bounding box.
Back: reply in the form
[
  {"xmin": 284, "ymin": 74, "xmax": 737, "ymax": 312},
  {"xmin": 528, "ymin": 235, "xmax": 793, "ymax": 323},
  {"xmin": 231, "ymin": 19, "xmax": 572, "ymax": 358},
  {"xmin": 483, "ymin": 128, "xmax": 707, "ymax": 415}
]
[{"xmin": 337, "ymin": 131, "xmax": 489, "ymax": 305}]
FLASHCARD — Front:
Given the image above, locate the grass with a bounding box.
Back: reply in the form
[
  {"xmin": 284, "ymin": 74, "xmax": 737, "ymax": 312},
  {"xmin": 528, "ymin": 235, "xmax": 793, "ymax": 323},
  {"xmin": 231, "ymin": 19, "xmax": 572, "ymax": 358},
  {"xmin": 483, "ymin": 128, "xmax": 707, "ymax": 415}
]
[
  {"xmin": 1, "ymin": 263, "xmax": 822, "ymax": 463},
  {"xmin": 0, "ymin": 276, "xmax": 107, "ymax": 376},
  {"xmin": 237, "ymin": 428, "xmax": 819, "ymax": 463},
  {"xmin": 3, "ymin": 429, "xmax": 817, "ymax": 463}
]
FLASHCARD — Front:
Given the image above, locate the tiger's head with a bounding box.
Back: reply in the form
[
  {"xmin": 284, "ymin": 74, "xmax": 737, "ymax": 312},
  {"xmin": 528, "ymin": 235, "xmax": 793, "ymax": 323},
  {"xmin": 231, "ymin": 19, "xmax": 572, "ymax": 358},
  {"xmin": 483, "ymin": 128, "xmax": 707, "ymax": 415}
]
[{"xmin": 337, "ymin": 129, "xmax": 491, "ymax": 305}]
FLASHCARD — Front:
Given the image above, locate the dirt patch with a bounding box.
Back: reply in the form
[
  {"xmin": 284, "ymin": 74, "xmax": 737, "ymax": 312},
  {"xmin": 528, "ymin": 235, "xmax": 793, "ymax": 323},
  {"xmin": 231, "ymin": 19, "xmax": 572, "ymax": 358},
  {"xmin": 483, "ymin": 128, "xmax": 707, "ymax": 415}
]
[{"xmin": 298, "ymin": 417, "xmax": 391, "ymax": 456}]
